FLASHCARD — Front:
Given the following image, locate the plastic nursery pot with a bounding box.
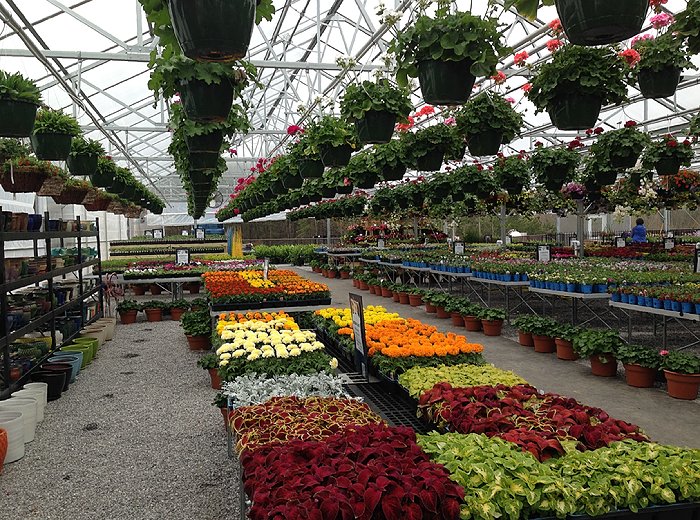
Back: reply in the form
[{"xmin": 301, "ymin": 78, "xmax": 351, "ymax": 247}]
[
  {"xmin": 297, "ymin": 158, "xmax": 325, "ymax": 179},
  {"xmin": 464, "ymin": 316, "xmax": 482, "ymax": 332},
  {"xmin": 0, "ymin": 411, "xmax": 25, "ymax": 463},
  {"xmin": 339, "ymin": 270, "xmax": 350, "ymax": 280},
  {"xmin": 30, "ymin": 370, "xmax": 66, "ymax": 401},
  {"xmin": 425, "ymin": 303, "xmax": 437, "ymax": 314},
  {"xmin": 0, "ymin": 427, "xmax": 7, "ymax": 471},
  {"xmin": 355, "ymin": 110, "xmax": 397, "ymax": 144},
  {"xmin": 170, "ymin": 308, "xmax": 187, "ymax": 321},
  {"xmin": 518, "ymin": 331, "xmax": 534, "ymax": 348},
  {"xmin": 319, "ymin": 144, "xmax": 353, "ymax": 168},
  {"xmin": 482, "ymin": 319, "xmax": 504, "ymax": 337},
  {"xmin": 609, "ymin": 149, "xmax": 640, "ymax": 170},
  {"xmin": 392, "ymin": 292, "xmax": 400, "ymax": 303},
  {"xmin": 0, "ymin": 100, "xmax": 39, "ymax": 138},
  {"xmin": 623, "ymin": 364, "xmax": 657, "ymax": 388},
  {"xmin": 532, "ymin": 335, "xmax": 556, "ymax": 353},
  {"xmin": 67, "ymin": 154, "xmax": 99, "ymax": 176},
  {"xmin": 436, "ymin": 306, "xmax": 450, "ymax": 319},
  {"xmin": 663, "ymin": 371, "xmax": 700, "ymax": 400},
  {"xmin": 144, "ymin": 308, "xmax": 163, "ymax": 322},
  {"xmin": 589, "ymin": 355, "xmax": 618, "ymax": 377},
  {"xmin": 408, "ymin": 294, "xmax": 423, "ymax": 307},
  {"xmin": 450, "ymin": 312, "xmax": 465, "ymax": 327},
  {"xmin": 416, "ymin": 59, "xmax": 475, "ymax": 106},
  {"xmin": 381, "ymin": 164, "xmax": 407, "ymax": 182},
  {"xmin": 638, "ymin": 66, "xmax": 682, "ymax": 100},
  {"xmin": 41, "ymin": 363, "xmax": 73, "ymax": 392},
  {"xmin": 208, "ymin": 368, "xmax": 222, "ymax": 390},
  {"xmin": 188, "ymin": 282, "xmax": 201, "ymax": 294},
  {"xmin": 654, "ymin": 157, "xmax": 682, "ymax": 177},
  {"xmin": 168, "ymin": 0, "xmax": 256, "ymax": 62},
  {"xmin": 119, "ymin": 310, "xmax": 138, "ymax": 325},
  {"xmin": 186, "ymin": 335, "xmax": 211, "ymax": 351},
  {"xmin": 466, "ymin": 130, "xmax": 503, "ymax": 157},
  {"xmin": 30, "ymin": 133, "xmax": 73, "ymax": 161},
  {"xmin": 399, "ymin": 292, "xmax": 410, "ymax": 305},
  {"xmin": 547, "ymin": 93, "xmax": 603, "ymax": 131},
  {"xmin": 327, "ymin": 271, "xmax": 337, "ymax": 279},
  {"xmin": 415, "ymin": 148, "xmax": 445, "ymax": 172},
  {"xmin": 150, "ymin": 284, "xmax": 163, "ymax": 296},
  {"xmin": 186, "ymin": 130, "xmax": 224, "ymax": 153},
  {"xmin": 554, "ymin": 0, "xmax": 649, "ymax": 46},
  {"xmin": 555, "ymin": 338, "xmax": 578, "ymax": 360},
  {"xmin": 381, "ymin": 287, "xmax": 393, "ymax": 298},
  {"xmin": 180, "ymin": 79, "xmax": 234, "ymax": 122}
]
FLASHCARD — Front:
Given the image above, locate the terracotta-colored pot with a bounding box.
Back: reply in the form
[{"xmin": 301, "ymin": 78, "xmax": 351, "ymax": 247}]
[
  {"xmin": 321, "ymin": 269, "xmax": 328, "ymax": 277},
  {"xmin": 482, "ymin": 319, "xmax": 504, "ymax": 337},
  {"xmin": 328, "ymin": 270, "xmax": 337, "ymax": 279},
  {"xmin": 392, "ymin": 292, "xmax": 400, "ymax": 303},
  {"xmin": 436, "ymin": 306, "xmax": 450, "ymax": 319},
  {"xmin": 170, "ymin": 308, "xmax": 187, "ymax": 321},
  {"xmin": 463, "ymin": 316, "xmax": 482, "ymax": 332},
  {"xmin": 149, "ymin": 283, "xmax": 163, "ymax": 295},
  {"xmin": 0, "ymin": 428, "xmax": 7, "ymax": 473},
  {"xmin": 369, "ymin": 285, "xmax": 379, "ymax": 295},
  {"xmin": 590, "ymin": 355, "xmax": 618, "ymax": 377},
  {"xmin": 623, "ymin": 363, "xmax": 656, "ymax": 388},
  {"xmin": 144, "ymin": 308, "xmax": 163, "ymax": 322},
  {"xmin": 532, "ymin": 335, "xmax": 556, "ymax": 353},
  {"xmin": 340, "ymin": 270, "xmax": 350, "ymax": 279},
  {"xmin": 555, "ymin": 338, "xmax": 578, "ymax": 360},
  {"xmin": 450, "ymin": 312, "xmax": 465, "ymax": 327},
  {"xmin": 132, "ymin": 285, "xmax": 146, "ymax": 296},
  {"xmin": 352, "ymin": 279, "xmax": 358, "ymax": 287},
  {"xmin": 518, "ymin": 331, "xmax": 534, "ymax": 347},
  {"xmin": 664, "ymin": 370, "xmax": 700, "ymax": 400},
  {"xmin": 119, "ymin": 310, "xmax": 138, "ymax": 325},
  {"xmin": 208, "ymin": 368, "xmax": 221, "ymax": 390},
  {"xmin": 425, "ymin": 303, "xmax": 437, "ymax": 314},
  {"xmin": 359, "ymin": 281, "xmax": 369, "ymax": 290},
  {"xmin": 313, "ymin": 266, "xmax": 321, "ymax": 273},
  {"xmin": 399, "ymin": 292, "xmax": 410, "ymax": 305},
  {"xmin": 381, "ymin": 287, "xmax": 393, "ymax": 298},
  {"xmin": 186, "ymin": 335, "xmax": 210, "ymax": 351},
  {"xmin": 409, "ymin": 294, "xmax": 423, "ymax": 307}
]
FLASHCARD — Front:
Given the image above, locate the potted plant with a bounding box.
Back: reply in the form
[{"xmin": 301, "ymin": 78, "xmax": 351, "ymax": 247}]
[
  {"xmin": 304, "ymin": 115, "xmax": 358, "ymax": 167},
  {"xmin": 641, "ymin": 134, "xmax": 694, "ymax": 176},
  {"xmin": 30, "ymin": 109, "xmax": 81, "ymax": 161},
  {"xmin": 141, "ymin": 300, "xmax": 167, "ymax": 322},
  {"xmin": 408, "ymin": 287, "xmax": 424, "ymax": 307},
  {"xmin": 528, "ymin": 316, "xmax": 559, "ymax": 353},
  {"xmin": 338, "ymin": 265, "xmax": 351, "ymax": 280},
  {"xmin": 0, "ymin": 70, "xmax": 41, "ymax": 137},
  {"xmin": 455, "ymin": 92, "xmax": 523, "ymax": 156},
  {"xmin": 345, "ymin": 152, "xmax": 380, "ymax": 189},
  {"xmin": 52, "ymin": 178, "xmax": 92, "ymax": 205},
  {"xmin": 531, "ymin": 142, "xmax": 581, "ymax": 192},
  {"xmin": 572, "ymin": 329, "xmax": 622, "ymax": 377},
  {"xmin": 528, "ymin": 45, "xmax": 628, "ymax": 130},
  {"xmin": 288, "ymin": 140, "xmax": 324, "ymax": 180},
  {"xmin": 371, "ymin": 139, "xmax": 408, "ymax": 181},
  {"xmin": 197, "ymin": 353, "xmax": 221, "ymax": 389},
  {"xmin": 170, "ymin": 299, "xmax": 191, "ymax": 321},
  {"xmin": 402, "ymin": 125, "xmax": 457, "ymax": 172},
  {"xmin": 592, "ymin": 121, "xmax": 650, "ymax": 169},
  {"xmin": 633, "ymin": 33, "xmax": 695, "ymax": 99},
  {"xmin": 554, "ymin": 324, "xmax": 581, "ymax": 361},
  {"xmin": 479, "ymin": 307, "xmax": 506, "ymax": 336},
  {"xmin": 616, "ymin": 344, "xmax": 662, "ymax": 388},
  {"xmin": 493, "ymin": 154, "xmax": 531, "ymax": 196},
  {"xmin": 673, "ymin": 0, "xmax": 700, "ymax": 55},
  {"xmin": 181, "ymin": 309, "xmax": 212, "ymax": 350},
  {"xmin": 512, "ymin": 315, "xmax": 538, "ymax": 347},
  {"xmin": 91, "ymin": 156, "xmax": 117, "ymax": 188},
  {"xmin": 67, "ymin": 136, "xmax": 105, "ymax": 176},
  {"xmin": 340, "ymin": 79, "xmax": 412, "ymax": 144},
  {"xmin": 660, "ymin": 350, "xmax": 700, "ymax": 400},
  {"xmin": 388, "ymin": 8, "xmax": 507, "ymax": 105},
  {"xmin": 116, "ymin": 299, "xmax": 140, "ymax": 325},
  {"xmin": 149, "ymin": 283, "xmax": 163, "ymax": 296}
]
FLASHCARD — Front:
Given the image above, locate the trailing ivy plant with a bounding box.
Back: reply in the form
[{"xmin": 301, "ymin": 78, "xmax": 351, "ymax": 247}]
[
  {"xmin": 455, "ymin": 92, "xmax": 523, "ymax": 143},
  {"xmin": 339, "ymin": 79, "xmax": 412, "ymax": 121}
]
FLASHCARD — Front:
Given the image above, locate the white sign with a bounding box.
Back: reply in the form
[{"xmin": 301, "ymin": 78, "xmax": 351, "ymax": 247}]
[
  {"xmin": 196, "ymin": 228, "xmax": 205, "ymax": 239},
  {"xmin": 377, "ymin": 238, "xmax": 385, "ymax": 249},
  {"xmin": 153, "ymin": 229, "xmax": 163, "ymax": 239},
  {"xmin": 181, "ymin": 230, "xmax": 189, "ymax": 236},
  {"xmin": 616, "ymin": 237, "xmax": 626, "ymax": 248},
  {"xmin": 454, "ymin": 242, "xmax": 465, "ymax": 255},
  {"xmin": 263, "ymin": 257, "xmax": 269, "ymax": 280},
  {"xmin": 505, "ymin": 236, "xmax": 512, "ymax": 245},
  {"xmin": 695, "ymin": 250, "xmax": 700, "ymax": 274},
  {"xmin": 175, "ymin": 249, "xmax": 190, "ymax": 265},
  {"xmin": 537, "ymin": 245, "xmax": 551, "ymax": 263},
  {"xmin": 665, "ymin": 238, "xmax": 675, "ymax": 251}
]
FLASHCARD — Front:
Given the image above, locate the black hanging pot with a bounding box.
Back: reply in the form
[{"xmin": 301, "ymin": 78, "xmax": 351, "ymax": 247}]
[
  {"xmin": 282, "ymin": 173, "xmax": 304, "ymax": 189},
  {"xmin": 416, "ymin": 59, "xmax": 475, "ymax": 106},
  {"xmin": 180, "ymin": 79, "xmax": 234, "ymax": 123},
  {"xmin": 355, "ymin": 110, "xmax": 397, "ymax": 144},
  {"xmin": 90, "ymin": 169, "xmax": 115, "ymax": 188},
  {"xmin": 543, "ymin": 177, "xmax": 566, "ymax": 193},
  {"xmin": 298, "ymin": 158, "xmax": 324, "ymax": 179},
  {"xmin": 67, "ymin": 154, "xmax": 99, "ymax": 176},
  {"xmin": 31, "ymin": 133, "xmax": 73, "ymax": 161},
  {"xmin": 309, "ymin": 192, "xmax": 322, "ymax": 203},
  {"xmin": 505, "ymin": 182, "xmax": 524, "ymax": 196},
  {"xmin": 355, "ymin": 174, "xmax": 379, "ymax": 189},
  {"xmin": 0, "ymin": 99, "xmax": 39, "ymax": 137},
  {"xmin": 186, "ymin": 130, "xmax": 224, "ymax": 152},
  {"xmin": 381, "ymin": 164, "xmax": 407, "ymax": 181},
  {"xmin": 467, "ymin": 130, "xmax": 503, "ymax": 157},
  {"xmin": 188, "ymin": 151, "xmax": 220, "ymax": 170},
  {"xmin": 121, "ymin": 184, "xmax": 138, "ymax": 199},
  {"xmin": 319, "ymin": 143, "xmax": 353, "ymax": 167},
  {"xmin": 335, "ymin": 184, "xmax": 353, "ymax": 195},
  {"xmin": 451, "ymin": 189, "xmax": 465, "ymax": 202},
  {"xmin": 445, "ymin": 142, "xmax": 466, "ymax": 162},
  {"xmin": 298, "ymin": 195, "xmax": 310, "ymax": 205},
  {"xmin": 270, "ymin": 181, "xmax": 285, "ymax": 195},
  {"xmin": 594, "ymin": 169, "xmax": 619, "ymax": 186},
  {"xmin": 415, "ymin": 148, "xmax": 445, "ymax": 172},
  {"xmin": 655, "ymin": 157, "xmax": 682, "ymax": 176},
  {"xmin": 555, "ymin": 0, "xmax": 649, "ymax": 46},
  {"xmin": 638, "ymin": 66, "xmax": 682, "ymax": 99},
  {"xmin": 108, "ymin": 178, "xmax": 126, "ymax": 195},
  {"xmin": 31, "ymin": 370, "xmax": 66, "ymax": 401},
  {"xmin": 189, "ymin": 170, "xmax": 213, "ymax": 186},
  {"xmin": 168, "ymin": 0, "xmax": 256, "ymax": 62},
  {"xmin": 609, "ymin": 149, "xmax": 641, "ymax": 169},
  {"xmin": 321, "ymin": 186, "xmax": 336, "ymax": 198},
  {"xmin": 548, "ymin": 93, "xmax": 603, "ymax": 131},
  {"xmin": 152, "ymin": 206, "xmax": 164, "ymax": 215}
]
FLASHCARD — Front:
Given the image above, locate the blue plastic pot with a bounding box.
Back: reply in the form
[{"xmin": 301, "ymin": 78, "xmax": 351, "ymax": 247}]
[
  {"xmin": 628, "ymin": 295, "xmax": 637, "ymax": 305},
  {"xmin": 653, "ymin": 298, "xmax": 662, "ymax": 309},
  {"xmin": 663, "ymin": 300, "xmax": 672, "ymax": 311},
  {"xmin": 682, "ymin": 302, "xmax": 693, "ymax": 313},
  {"xmin": 645, "ymin": 297, "xmax": 654, "ymax": 308},
  {"xmin": 621, "ymin": 293, "xmax": 629, "ymax": 303},
  {"xmin": 671, "ymin": 301, "xmax": 682, "ymax": 312},
  {"xmin": 695, "ymin": 303, "xmax": 700, "ymax": 314},
  {"xmin": 581, "ymin": 284, "xmax": 593, "ymax": 294},
  {"xmin": 611, "ymin": 292, "xmax": 621, "ymax": 302},
  {"xmin": 566, "ymin": 283, "xmax": 576, "ymax": 293},
  {"xmin": 595, "ymin": 284, "xmax": 608, "ymax": 293}
]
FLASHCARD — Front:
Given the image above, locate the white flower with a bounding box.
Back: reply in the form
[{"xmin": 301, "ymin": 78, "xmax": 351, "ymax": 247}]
[
  {"xmin": 289, "ymin": 347, "xmax": 301, "ymax": 357},
  {"xmin": 220, "ymin": 353, "xmax": 231, "ymax": 360},
  {"xmin": 219, "ymin": 359, "xmax": 229, "ymax": 366},
  {"xmin": 232, "ymin": 349, "xmax": 246, "ymax": 358},
  {"xmin": 329, "ymin": 358, "xmax": 338, "ymax": 370}
]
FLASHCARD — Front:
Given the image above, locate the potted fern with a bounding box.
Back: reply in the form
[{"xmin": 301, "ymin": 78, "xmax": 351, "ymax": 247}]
[
  {"xmin": 455, "ymin": 92, "xmax": 523, "ymax": 156},
  {"xmin": 67, "ymin": 136, "xmax": 105, "ymax": 176},
  {"xmin": 30, "ymin": 109, "xmax": 81, "ymax": 161},
  {"xmin": 0, "ymin": 71, "xmax": 41, "ymax": 137}
]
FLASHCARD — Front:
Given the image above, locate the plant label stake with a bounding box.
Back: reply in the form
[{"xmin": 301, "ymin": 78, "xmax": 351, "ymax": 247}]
[
  {"xmin": 616, "ymin": 237, "xmax": 626, "ymax": 248},
  {"xmin": 454, "ymin": 242, "xmax": 465, "ymax": 255},
  {"xmin": 695, "ymin": 247, "xmax": 700, "ymax": 275},
  {"xmin": 196, "ymin": 228, "xmax": 205, "ymax": 240},
  {"xmin": 537, "ymin": 245, "xmax": 551, "ymax": 263},
  {"xmin": 349, "ymin": 293, "xmax": 370, "ymax": 382},
  {"xmin": 377, "ymin": 238, "xmax": 385, "ymax": 249},
  {"xmin": 153, "ymin": 229, "xmax": 163, "ymax": 239},
  {"xmin": 176, "ymin": 249, "xmax": 190, "ymax": 265}
]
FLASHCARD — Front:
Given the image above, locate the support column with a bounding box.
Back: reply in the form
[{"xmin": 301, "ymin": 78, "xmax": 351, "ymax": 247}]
[
  {"xmin": 576, "ymin": 200, "xmax": 585, "ymax": 259},
  {"xmin": 500, "ymin": 204, "xmax": 507, "ymax": 244}
]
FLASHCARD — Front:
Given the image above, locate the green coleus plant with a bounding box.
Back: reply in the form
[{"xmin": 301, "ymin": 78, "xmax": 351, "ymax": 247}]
[
  {"xmin": 70, "ymin": 136, "xmax": 106, "ymax": 157},
  {"xmin": 641, "ymin": 134, "xmax": 694, "ymax": 170},
  {"xmin": 673, "ymin": 0, "xmax": 700, "ymax": 54},
  {"xmin": 32, "ymin": 109, "xmax": 81, "ymax": 136},
  {"xmin": 527, "ymin": 45, "xmax": 628, "ymax": 115},
  {"xmin": 399, "ymin": 364, "xmax": 527, "ymax": 399},
  {"xmin": 388, "ymin": 9, "xmax": 508, "ymax": 86},
  {"xmin": 0, "ymin": 70, "xmax": 42, "ymax": 104},
  {"xmin": 455, "ymin": 91, "xmax": 523, "ymax": 142},
  {"xmin": 339, "ymin": 78, "xmax": 412, "ymax": 121},
  {"xmin": 634, "ymin": 32, "xmax": 696, "ymax": 73}
]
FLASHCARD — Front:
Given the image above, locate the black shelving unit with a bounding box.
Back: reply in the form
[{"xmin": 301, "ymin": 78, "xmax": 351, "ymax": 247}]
[{"xmin": 0, "ymin": 210, "xmax": 104, "ymax": 399}]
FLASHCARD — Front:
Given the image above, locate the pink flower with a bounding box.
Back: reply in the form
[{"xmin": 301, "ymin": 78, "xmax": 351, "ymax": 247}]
[
  {"xmin": 444, "ymin": 117, "xmax": 456, "ymax": 126},
  {"xmin": 660, "ymin": 349, "xmax": 669, "ymax": 356},
  {"xmin": 548, "ymin": 19, "xmax": 563, "ymax": 35},
  {"xmin": 491, "ymin": 71, "xmax": 507, "ymax": 84},
  {"xmin": 650, "ymin": 13, "xmax": 674, "ymax": 29},
  {"xmin": 287, "ymin": 125, "xmax": 304, "ymax": 135},
  {"xmin": 631, "ymin": 33, "xmax": 654, "ymax": 47},
  {"xmin": 513, "ymin": 51, "xmax": 529, "ymax": 67},
  {"xmin": 649, "ymin": 0, "xmax": 669, "ymax": 14},
  {"xmin": 505, "ymin": 97, "xmax": 515, "ymax": 104},
  {"xmin": 619, "ymin": 49, "xmax": 641, "ymax": 67},
  {"xmin": 546, "ymin": 39, "xmax": 564, "ymax": 52}
]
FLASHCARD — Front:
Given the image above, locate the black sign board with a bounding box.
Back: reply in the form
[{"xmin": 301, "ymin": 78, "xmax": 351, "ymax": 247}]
[{"xmin": 349, "ymin": 293, "xmax": 369, "ymax": 381}]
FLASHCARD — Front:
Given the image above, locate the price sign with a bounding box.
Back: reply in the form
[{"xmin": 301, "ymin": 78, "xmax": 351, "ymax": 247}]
[
  {"xmin": 377, "ymin": 238, "xmax": 385, "ymax": 249},
  {"xmin": 196, "ymin": 228, "xmax": 205, "ymax": 239},
  {"xmin": 175, "ymin": 249, "xmax": 190, "ymax": 265},
  {"xmin": 665, "ymin": 238, "xmax": 675, "ymax": 251},
  {"xmin": 454, "ymin": 242, "xmax": 465, "ymax": 255},
  {"xmin": 349, "ymin": 293, "xmax": 369, "ymax": 381},
  {"xmin": 144, "ymin": 230, "xmax": 153, "ymax": 237},
  {"xmin": 667, "ymin": 232, "xmax": 675, "ymax": 238},
  {"xmin": 537, "ymin": 245, "xmax": 551, "ymax": 263},
  {"xmin": 616, "ymin": 237, "xmax": 626, "ymax": 248},
  {"xmin": 263, "ymin": 257, "xmax": 269, "ymax": 280},
  {"xmin": 153, "ymin": 229, "xmax": 163, "ymax": 239}
]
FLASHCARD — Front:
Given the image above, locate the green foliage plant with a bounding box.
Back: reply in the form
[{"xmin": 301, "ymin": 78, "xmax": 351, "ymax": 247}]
[
  {"xmin": 0, "ymin": 70, "xmax": 41, "ymax": 104},
  {"xmin": 340, "ymin": 78, "xmax": 412, "ymax": 121},
  {"xmin": 455, "ymin": 92, "xmax": 523, "ymax": 143},
  {"xmin": 32, "ymin": 109, "xmax": 81, "ymax": 136}
]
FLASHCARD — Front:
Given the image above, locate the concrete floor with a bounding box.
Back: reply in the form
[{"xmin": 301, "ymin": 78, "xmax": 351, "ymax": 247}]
[{"xmin": 294, "ymin": 267, "xmax": 700, "ymax": 449}]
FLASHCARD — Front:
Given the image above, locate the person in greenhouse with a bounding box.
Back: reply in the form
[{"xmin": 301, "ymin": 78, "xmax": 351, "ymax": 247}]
[{"xmin": 631, "ymin": 218, "xmax": 647, "ymax": 243}]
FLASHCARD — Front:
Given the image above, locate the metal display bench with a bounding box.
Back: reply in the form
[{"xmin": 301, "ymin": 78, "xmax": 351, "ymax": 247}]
[
  {"xmin": 465, "ymin": 278, "xmax": 534, "ymax": 321},
  {"xmin": 119, "ymin": 275, "xmax": 203, "ymax": 301},
  {"xmin": 529, "ymin": 288, "xmax": 617, "ymax": 327},
  {"xmin": 610, "ymin": 301, "xmax": 700, "ymax": 350}
]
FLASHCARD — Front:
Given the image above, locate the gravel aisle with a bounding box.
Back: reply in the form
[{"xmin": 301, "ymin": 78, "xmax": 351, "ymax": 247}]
[{"xmin": 0, "ymin": 320, "xmax": 237, "ymax": 520}]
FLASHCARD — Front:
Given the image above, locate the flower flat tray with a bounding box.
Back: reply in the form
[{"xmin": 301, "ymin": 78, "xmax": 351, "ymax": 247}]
[{"xmin": 531, "ymin": 502, "xmax": 699, "ymax": 520}]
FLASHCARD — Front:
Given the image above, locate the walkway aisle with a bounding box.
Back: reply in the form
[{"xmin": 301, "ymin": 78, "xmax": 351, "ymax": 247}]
[
  {"xmin": 296, "ymin": 267, "xmax": 700, "ymax": 448},
  {"xmin": 0, "ymin": 320, "xmax": 237, "ymax": 520}
]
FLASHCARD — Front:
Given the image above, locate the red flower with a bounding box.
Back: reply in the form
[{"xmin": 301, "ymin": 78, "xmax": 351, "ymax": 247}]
[
  {"xmin": 594, "ymin": 127, "xmax": 604, "ymax": 135},
  {"xmin": 513, "ymin": 51, "xmax": 529, "ymax": 67},
  {"xmin": 619, "ymin": 49, "xmax": 641, "ymax": 67},
  {"xmin": 415, "ymin": 105, "xmax": 435, "ymax": 117},
  {"xmin": 491, "ymin": 71, "xmax": 507, "ymax": 84},
  {"xmin": 521, "ymin": 83, "xmax": 532, "ymax": 93},
  {"xmin": 548, "ymin": 18, "xmax": 563, "ymax": 35},
  {"xmin": 286, "ymin": 125, "xmax": 304, "ymax": 135},
  {"xmin": 624, "ymin": 120, "xmax": 638, "ymax": 128},
  {"xmin": 546, "ymin": 38, "xmax": 563, "ymax": 52}
]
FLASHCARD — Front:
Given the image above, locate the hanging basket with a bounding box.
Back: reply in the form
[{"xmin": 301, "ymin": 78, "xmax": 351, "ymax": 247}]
[
  {"xmin": 467, "ymin": 129, "xmax": 503, "ymax": 156},
  {"xmin": 320, "ymin": 186, "xmax": 336, "ymax": 198},
  {"xmin": 186, "ymin": 130, "xmax": 224, "ymax": 152},
  {"xmin": 594, "ymin": 170, "xmax": 619, "ymax": 186},
  {"xmin": 548, "ymin": 93, "xmax": 602, "ymax": 131},
  {"xmin": 298, "ymin": 158, "xmax": 324, "ymax": 179},
  {"xmin": 655, "ymin": 157, "xmax": 682, "ymax": 177},
  {"xmin": 90, "ymin": 168, "xmax": 115, "ymax": 188},
  {"xmin": 0, "ymin": 165, "xmax": 48, "ymax": 193},
  {"xmin": 415, "ymin": 148, "xmax": 445, "ymax": 172},
  {"xmin": 0, "ymin": 99, "xmax": 39, "ymax": 137},
  {"xmin": 189, "ymin": 170, "xmax": 214, "ymax": 186},
  {"xmin": 638, "ymin": 66, "xmax": 682, "ymax": 100},
  {"xmin": 67, "ymin": 154, "xmax": 99, "ymax": 176},
  {"xmin": 609, "ymin": 149, "xmax": 641, "ymax": 169},
  {"xmin": 445, "ymin": 142, "xmax": 466, "ymax": 162},
  {"xmin": 180, "ymin": 79, "xmax": 234, "ymax": 123},
  {"xmin": 381, "ymin": 164, "xmax": 407, "ymax": 182},
  {"xmin": 81, "ymin": 189, "xmax": 99, "ymax": 205},
  {"xmin": 319, "ymin": 144, "xmax": 353, "ymax": 168},
  {"xmin": 124, "ymin": 206, "xmax": 143, "ymax": 218},
  {"xmin": 355, "ymin": 174, "xmax": 379, "ymax": 190},
  {"xmin": 52, "ymin": 187, "xmax": 89, "ymax": 205},
  {"xmin": 416, "ymin": 59, "xmax": 475, "ymax": 106},
  {"xmin": 555, "ymin": 0, "xmax": 649, "ymax": 46},
  {"xmin": 335, "ymin": 184, "xmax": 353, "ymax": 195},
  {"xmin": 107, "ymin": 201, "xmax": 124, "ymax": 214},
  {"xmin": 169, "ymin": 0, "xmax": 256, "ymax": 62},
  {"xmin": 84, "ymin": 196, "xmax": 112, "ymax": 212},
  {"xmin": 31, "ymin": 133, "xmax": 73, "ymax": 161},
  {"xmin": 282, "ymin": 173, "xmax": 304, "ymax": 189},
  {"xmin": 355, "ymin": 110, "xmax": 397, "ymax": 144},
  {"xmin": 188, "ymin": 151, "xmax": 220, "ymax": 171},
  {"xmin": 38, "ymin": 174, "xmax": 67, "ymax": 196}
]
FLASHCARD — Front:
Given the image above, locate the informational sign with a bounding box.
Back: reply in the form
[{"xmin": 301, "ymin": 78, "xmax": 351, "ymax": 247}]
[
  {"xmin": 153, "ymin": 229, "xmax": 163, "ymax": 239},
  {"xmin": 616, "ymin": 237, "xmax": 626, "ymax": 248},
  {"xmin": 349, "ymin": 293, "xmax": 369, "ymax": 381},
  {"xmin": 144, "ymin": 230, "xmax": 153, "ymax": 237},
  {"xmin": 667, "ymin": 232, "xmax": 675, "ymax": 239},
  {"xmin": 665, "ymin": 238, "xmax": 676, "ymax": 251},
  {"xmin": 377, "ymin": 238, "xmax": 385, "ymax": 249},
  {"xmin": 695, "ymin": 249, "xmax": 700, "ymax": 274},
  {"xmin": 175, "ymin": 249, "xmax": 190, "ymax": 265},
  {"xmin": 537, "ymin": 245, "xmax": 551, "ymax": 263},
  {"xmin": 505, "ymin": 236, "xmax": 512, "ymax": 245},
  {"xmin": 196, "ymin": 228, "xmax": 205, "ymax": 240},
  {"xmin": 181, "ymin": 230, "xmax": 189, "ymax": 236},
  {"xmin": 263, "ymin": 257, "xmax": 269, "ymax": 280},
  {"xmin": 454, "ymin": 242, "xmax": 465, "ymax": 255}
]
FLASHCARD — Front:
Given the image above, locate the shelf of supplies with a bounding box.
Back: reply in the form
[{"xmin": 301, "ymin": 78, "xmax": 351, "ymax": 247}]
[
  {"xmin": 0, "ymin": 230, "xmax": 98, "ymax": 241},
  {"xmin": 0, "ymin": 259, "xmax": 99, "ymax": 293}
]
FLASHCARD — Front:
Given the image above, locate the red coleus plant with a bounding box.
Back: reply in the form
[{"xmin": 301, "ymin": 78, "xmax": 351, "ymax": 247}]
[
  {"xmin": 240, "ymin": 423, "xmax": 465, "ymax": 520},
  {"xmin": 418, "ymin": 384, "xmax": 648, "ymax": 461}
]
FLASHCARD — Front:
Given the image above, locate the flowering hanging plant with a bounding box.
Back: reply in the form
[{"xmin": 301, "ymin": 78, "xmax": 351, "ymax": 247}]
[
  {"xmin": 530, "ymin": 141, "xmax": 581, "ymax": 191},
  {"xmin": 632, "ymin": 33, "xmax": 696, "ymax": 73},
  {"xmin": 454, "ymin": 91, "xmax": 524, "ymax": 144},
  {"xmin": 641, "ymin": 135, "xmax": 694, "ymax": 170},
  {"xmin": 590, "ymin": 122, "xmax": 650, "ymax": 168},
  {"xmin": 561, "ymin": 182, "xmax": 586, "ymax": 199},
  {"xmin": 672, "ymin": 0, "xmax": 700, "ymax": 54}
]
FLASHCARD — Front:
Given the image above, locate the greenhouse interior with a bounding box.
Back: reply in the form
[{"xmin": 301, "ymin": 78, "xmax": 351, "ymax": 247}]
[{"xmin": 1, "ymin": 0, "xmax": 700, "ymax": 518}]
